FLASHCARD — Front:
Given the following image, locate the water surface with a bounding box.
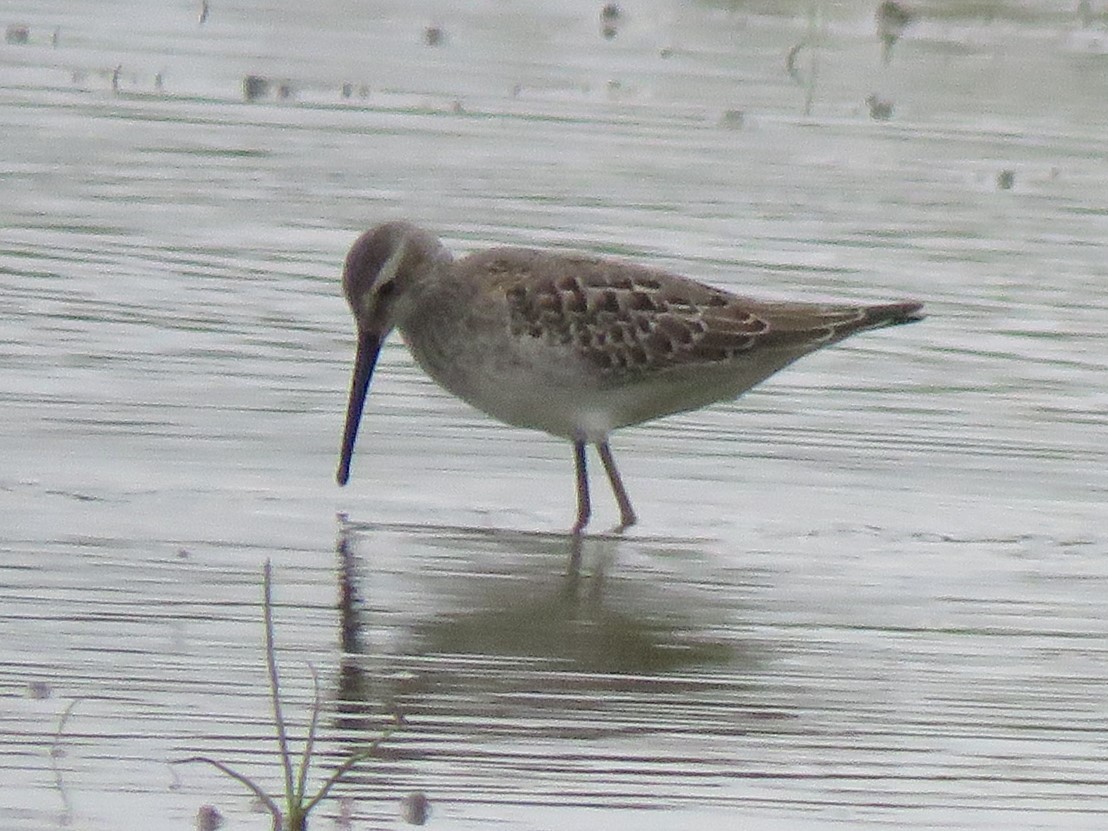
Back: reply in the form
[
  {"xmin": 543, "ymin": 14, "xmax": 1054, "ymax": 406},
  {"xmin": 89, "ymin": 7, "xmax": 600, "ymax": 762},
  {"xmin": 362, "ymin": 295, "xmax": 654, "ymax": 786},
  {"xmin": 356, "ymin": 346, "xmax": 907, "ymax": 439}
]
[{"xmin": 2, "ymin": 1, "xmax": 1107, "ymax": 828}]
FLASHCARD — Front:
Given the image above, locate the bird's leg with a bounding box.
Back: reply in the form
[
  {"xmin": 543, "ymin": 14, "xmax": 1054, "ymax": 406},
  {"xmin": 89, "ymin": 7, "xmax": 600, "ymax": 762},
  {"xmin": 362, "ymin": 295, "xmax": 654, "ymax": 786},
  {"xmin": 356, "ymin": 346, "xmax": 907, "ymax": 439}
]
[
  {"xmin": 571, "ymin": 440, "xmax": 591, "ymax": 536},
  {"xmin": 596, "ymin": 441, "xmax": 637, "ymax": 531}
]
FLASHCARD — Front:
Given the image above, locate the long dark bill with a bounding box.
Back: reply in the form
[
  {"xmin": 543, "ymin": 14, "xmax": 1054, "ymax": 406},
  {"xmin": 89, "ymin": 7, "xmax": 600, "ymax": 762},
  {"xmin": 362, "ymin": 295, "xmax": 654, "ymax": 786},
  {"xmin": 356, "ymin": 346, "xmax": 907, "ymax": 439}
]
[{"xmin": 336, "ymin": 330, "xmax": 383, "ymax": 486}]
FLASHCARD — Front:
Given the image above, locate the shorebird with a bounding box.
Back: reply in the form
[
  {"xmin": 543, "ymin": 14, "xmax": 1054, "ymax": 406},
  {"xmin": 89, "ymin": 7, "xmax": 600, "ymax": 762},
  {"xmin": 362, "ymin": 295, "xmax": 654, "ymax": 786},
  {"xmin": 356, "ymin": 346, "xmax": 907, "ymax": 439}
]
[{"xmin": 336, "ymin": 222, "xmax": 923, "ymax": 534}]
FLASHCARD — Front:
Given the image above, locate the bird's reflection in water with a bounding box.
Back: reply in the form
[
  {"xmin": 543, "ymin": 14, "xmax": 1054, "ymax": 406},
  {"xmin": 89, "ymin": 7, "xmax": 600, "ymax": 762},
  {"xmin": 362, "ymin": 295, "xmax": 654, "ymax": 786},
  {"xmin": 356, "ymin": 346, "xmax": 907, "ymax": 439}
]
[
  {"xmin": 336, "ymin": 515, "xmax": 364, "ymax": 656},
  {"xmin": 332, "ymin": 516, "xmax": 743, "ymax": 710},
  {"xmin": 328, "ymin": 515, "xmax": 787, "ymax": 816}
]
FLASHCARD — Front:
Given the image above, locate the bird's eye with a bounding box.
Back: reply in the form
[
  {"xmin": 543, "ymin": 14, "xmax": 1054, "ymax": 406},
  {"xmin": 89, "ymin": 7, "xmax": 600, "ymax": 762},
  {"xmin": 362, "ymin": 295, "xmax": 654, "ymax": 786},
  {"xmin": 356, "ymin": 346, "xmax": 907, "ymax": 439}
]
[{"xmin": 377, "ymin": 280, "xmax": 397, "ymax": 300}]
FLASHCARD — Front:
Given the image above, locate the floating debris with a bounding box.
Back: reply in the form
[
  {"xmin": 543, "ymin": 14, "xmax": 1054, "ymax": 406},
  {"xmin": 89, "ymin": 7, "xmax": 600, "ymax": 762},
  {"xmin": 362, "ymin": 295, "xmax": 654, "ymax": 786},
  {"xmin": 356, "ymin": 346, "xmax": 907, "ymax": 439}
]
[
  {"xmin": 400, "ymin": 792, "xmax": 431, "ymax": 826},
  {"xmin": 195, "ymin": 805, "xmax": 223, "ymax": 831},
  {"xmin": 27, "ymin": 680, "xmax": 52, "ymax": 700},
  {"xmin": 424, "ymin": 25, "xmax": 444, "ymax": 46},
  {"xmin": 242, "ymin": 74, "xmax": 269, "ymax": 101},
  {"xmin": 339, "ymin": 83, "xmax": 370, "ymax": 100},
  {"xmin": 719, "ymin": 108, "xmax": 745, "ymax": 128},
  {"xmin": 876, "ymin": 1, "xmax": 914, "ymax": 64},
  {"xmin": 997, "ymin": 169, "xmax": 1015, "ymax": 190},
  {"xmin": 866, "ymin": 93, "xmax": 893, "ymax": 120},
  {"xmin": 600, "ymin": 3, "xmax": 621, "ymax": 39},
  {"xmin": 5, "ymin": 24, "xmax": 30, "ymax": 44}
]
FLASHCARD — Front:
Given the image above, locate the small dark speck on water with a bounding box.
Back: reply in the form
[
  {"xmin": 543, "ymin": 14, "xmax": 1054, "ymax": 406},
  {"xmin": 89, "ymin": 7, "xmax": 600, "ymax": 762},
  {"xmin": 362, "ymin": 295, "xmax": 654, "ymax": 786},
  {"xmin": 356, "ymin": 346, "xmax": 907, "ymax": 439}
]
[
  {"xmin": 27, "ymin": 680, "xmax": 51, "ymax": 699},
  {"xmin": 5, "ymin": 24, "xmax": 30, "ymax": 44},
  {"xmin": 867, "ymin": 93, "xmax": 894, "ymax": 120},
  {"xmin": 400, "ymin": 792, "xmax": 432, "ymax": 825},
  {"xmin": 601, "ymin": 2, "xmax": 622, "ymax": 39},
  {"xmin": 242, "ymin": 74, "xmax": 269, "ymax": 100},
  {"xmin": 424, "ymin": 25, "xmax": 445, "ymax": 46},
  {"xmin": 195, "ymin": 804, "xmax": 223, "ymax": 831}
]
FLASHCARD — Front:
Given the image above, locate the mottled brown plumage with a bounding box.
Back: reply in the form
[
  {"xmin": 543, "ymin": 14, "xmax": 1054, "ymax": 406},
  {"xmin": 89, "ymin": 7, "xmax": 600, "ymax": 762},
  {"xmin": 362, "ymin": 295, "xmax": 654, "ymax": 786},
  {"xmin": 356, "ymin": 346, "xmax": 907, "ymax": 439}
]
[{"xmin": 337, "ymin": 221, "xmax": 924, "ymax": 533}]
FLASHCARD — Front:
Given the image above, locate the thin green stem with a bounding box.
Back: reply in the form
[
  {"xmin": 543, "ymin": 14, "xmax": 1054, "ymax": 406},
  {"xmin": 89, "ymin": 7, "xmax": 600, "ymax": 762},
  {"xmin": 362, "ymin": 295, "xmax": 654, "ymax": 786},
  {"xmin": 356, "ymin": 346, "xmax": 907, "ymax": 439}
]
[
  {"xmin": 295, "ymin": 662, "xmax": 322, "ymax": 805},
  {"xmin": 51, "ymin": 697, "xmax": 85, "ymax": 758},
  {"xmin": 302, "ymin": 721, "xmax": 399, "ymax": 813},
  {"xmin": 173, "ymin": 756, "xmax": 282, "ymax": 825},
  {"xmin": 263, "ymin": 560, "xmax": 296, "ymax": 807},
  {"xmin": 176, "ymin": 562, "xmax": 399, "ymax": 830}
]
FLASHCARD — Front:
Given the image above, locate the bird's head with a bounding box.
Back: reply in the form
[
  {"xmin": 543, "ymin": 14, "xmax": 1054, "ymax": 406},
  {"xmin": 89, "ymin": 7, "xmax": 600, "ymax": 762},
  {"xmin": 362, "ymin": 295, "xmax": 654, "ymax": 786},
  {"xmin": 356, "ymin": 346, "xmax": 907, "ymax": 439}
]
[{"xmin": 336, "ymin": 221, "xmax": 449, "ymax": 486}]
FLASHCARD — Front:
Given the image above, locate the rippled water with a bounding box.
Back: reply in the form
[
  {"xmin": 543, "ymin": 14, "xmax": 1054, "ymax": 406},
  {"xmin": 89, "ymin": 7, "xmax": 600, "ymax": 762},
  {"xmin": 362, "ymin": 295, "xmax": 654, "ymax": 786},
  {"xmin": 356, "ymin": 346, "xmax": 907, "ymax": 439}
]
[{"xmin": 2, "ymin": 0, "xmax": 1107, "ymax": 828}]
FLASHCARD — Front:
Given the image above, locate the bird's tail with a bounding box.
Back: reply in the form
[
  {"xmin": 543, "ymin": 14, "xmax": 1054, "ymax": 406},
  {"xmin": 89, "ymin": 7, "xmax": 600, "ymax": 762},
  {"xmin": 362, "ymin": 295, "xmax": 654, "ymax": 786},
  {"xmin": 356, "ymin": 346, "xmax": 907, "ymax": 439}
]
[{"xmin": 861, "ymin": 301, "xmax": 925, "ymax": 329}]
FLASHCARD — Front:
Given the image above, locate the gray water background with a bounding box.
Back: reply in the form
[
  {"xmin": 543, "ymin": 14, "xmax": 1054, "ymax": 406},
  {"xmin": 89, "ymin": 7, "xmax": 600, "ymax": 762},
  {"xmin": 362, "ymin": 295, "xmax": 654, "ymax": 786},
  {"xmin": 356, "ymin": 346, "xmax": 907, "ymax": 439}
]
[{"xmin": 2, "ymin": 0, "xmax": 1107, "ymax": 828}]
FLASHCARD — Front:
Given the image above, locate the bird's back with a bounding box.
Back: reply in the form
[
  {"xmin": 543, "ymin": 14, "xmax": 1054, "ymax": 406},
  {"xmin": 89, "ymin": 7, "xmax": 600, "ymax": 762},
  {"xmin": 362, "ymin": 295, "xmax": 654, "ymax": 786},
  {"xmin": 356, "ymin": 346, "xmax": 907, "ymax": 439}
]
[
  {"xmin": 399, "ymin": 246, "xmax": 922, "ymax": 438},
  {"xmin": 454, "ymin": 246, "xmax": 921, "ymax": 379}
]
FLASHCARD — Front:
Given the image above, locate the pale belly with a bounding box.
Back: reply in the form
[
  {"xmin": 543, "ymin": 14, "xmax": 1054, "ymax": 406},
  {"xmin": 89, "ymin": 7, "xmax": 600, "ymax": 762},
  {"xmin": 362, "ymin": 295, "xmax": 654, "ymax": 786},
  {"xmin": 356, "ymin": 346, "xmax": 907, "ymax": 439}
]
[
  {"xmin": 405, "ymin": 326, "xmax": 611, "ymax": 439},
  {"xmin": 401, "ymin": 322, "xmax": 782, "ymax": 442}
]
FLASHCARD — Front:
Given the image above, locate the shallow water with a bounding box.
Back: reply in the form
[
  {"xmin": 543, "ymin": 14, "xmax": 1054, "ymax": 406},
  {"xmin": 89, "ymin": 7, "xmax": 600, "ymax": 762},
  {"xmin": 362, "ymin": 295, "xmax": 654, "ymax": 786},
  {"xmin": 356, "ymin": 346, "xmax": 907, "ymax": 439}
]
[{"xmin": 2, "ymin": 0, "xmax": 1107, "ymax": 828}]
